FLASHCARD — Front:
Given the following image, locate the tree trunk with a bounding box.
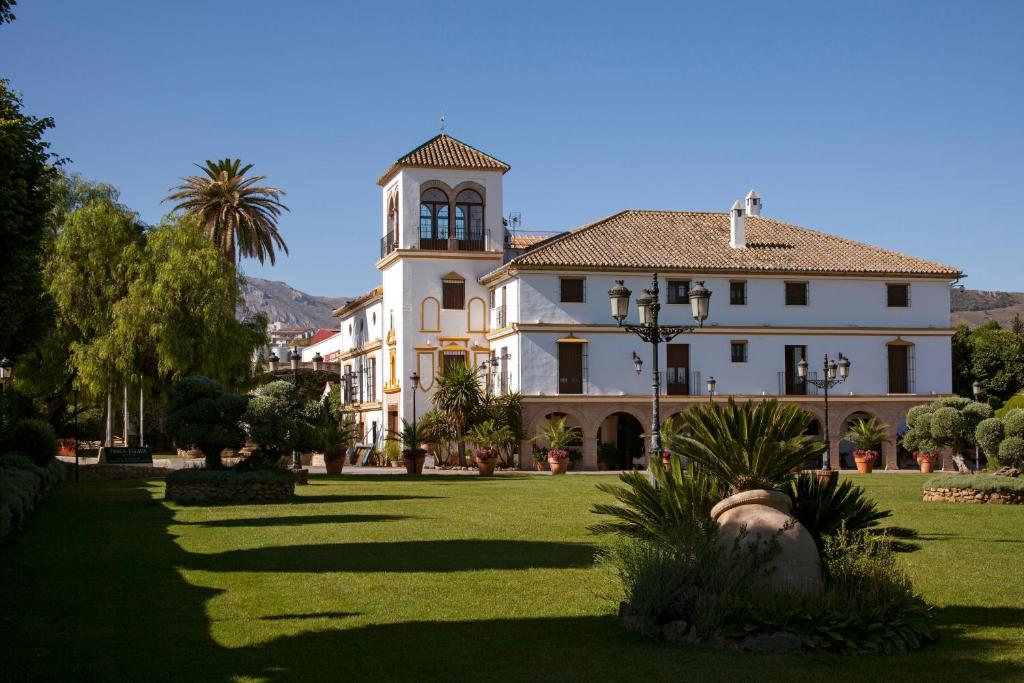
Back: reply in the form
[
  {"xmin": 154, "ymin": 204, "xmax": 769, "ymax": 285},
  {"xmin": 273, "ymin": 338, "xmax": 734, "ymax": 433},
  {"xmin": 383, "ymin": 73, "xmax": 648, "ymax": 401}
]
[{"xmin": 457, "ymin": 427, "xmax": 467, "ymax": 467}]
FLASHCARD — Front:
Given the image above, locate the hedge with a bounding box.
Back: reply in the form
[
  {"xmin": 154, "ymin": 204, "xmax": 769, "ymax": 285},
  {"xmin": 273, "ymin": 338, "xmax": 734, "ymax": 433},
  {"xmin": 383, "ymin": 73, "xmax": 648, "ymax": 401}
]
[
  {"xmin": 0, "ymin": 453, "xmax": 65, "ymax": 542},
  {"xmin": 924, "ymin": 474, "xmax": 1024, "ymax": 494},
  {"xmin": 165, "ymin": 467, "xmax": 297, "ymax": 484}
]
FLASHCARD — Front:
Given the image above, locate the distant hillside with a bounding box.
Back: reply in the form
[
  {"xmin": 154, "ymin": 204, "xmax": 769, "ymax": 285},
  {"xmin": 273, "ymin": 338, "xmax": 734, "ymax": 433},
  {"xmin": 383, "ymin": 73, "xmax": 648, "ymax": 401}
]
[
  {"xmin": 240, "ymin": 277, "xmax": 350, "ymax": 328},
  {"xmin": 951, "ymin": 289, "xmax": 1024, "ymax": 328}
]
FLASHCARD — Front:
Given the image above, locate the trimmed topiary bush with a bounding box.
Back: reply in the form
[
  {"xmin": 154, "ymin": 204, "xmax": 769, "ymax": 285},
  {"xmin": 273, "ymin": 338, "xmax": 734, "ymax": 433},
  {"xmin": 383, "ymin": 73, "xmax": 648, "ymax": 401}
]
[
  {"xmin": 997, "ymin": 436, "xmax": 1024, "ymax": 468},
  {"xmin": 9, "ymin": 419, "xmax": 58, "ymax": 466},
  {"xmin": 166, "ymin": 376, "xmax": 249, "ymax": 470},
  {"xmin": 1003, "ymin": 409, "xmax": 1024, "ymax": 439},
  {"xmin": 975, "ymin": 418, "xmax": 1005, "ymax": 459}
]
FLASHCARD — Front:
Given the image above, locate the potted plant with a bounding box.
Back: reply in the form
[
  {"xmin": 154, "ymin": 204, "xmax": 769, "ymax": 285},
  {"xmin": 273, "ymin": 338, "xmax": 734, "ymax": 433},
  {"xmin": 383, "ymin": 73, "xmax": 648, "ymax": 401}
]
[
  {"xmin": 597, "ymin": 442, "xmax": 617, "ymax": 471},
  {"xmin": 392, "ymin": 419, "xmax": 426, "ymax": 474},
  {"xmin": 533, "ymin": 417, "xmax": 582, "ymax": 475},
  {"xmin": 915, "ymin": 451, "xmax": 938, "ymax": 474},
  {"xmin": 320, "ymin": 391, "xmax": 354, "ymax": 474},
  {"xmin": 532, "ymin": 445, "xmax": 548, "ymax": 471},
  {"xmin": 468, "ymin": 419, "xmax": 509, "ymax": 477},
  {"xmin": 843, "ymin": 416, "xmax": 890, "ymax": 474},
  {"xmin": 670, "ymin": 398, "xmax": 826, "ymax": 594}
]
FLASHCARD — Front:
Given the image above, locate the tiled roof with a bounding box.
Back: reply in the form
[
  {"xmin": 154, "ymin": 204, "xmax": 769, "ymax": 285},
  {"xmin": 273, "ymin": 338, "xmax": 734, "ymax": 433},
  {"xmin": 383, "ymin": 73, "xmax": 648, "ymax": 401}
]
[
  {"xmin": 332, "ymin": 286, "xmax": 382, "ymax": 318},
  {"xmin": 508, "ymin": 234, "xmax": 556, "ymax": 250},
  {"xmin": 377, "ymin": 135, "xmax": 510, "ymax": 185},
  {"xmin": 485, "ymin": 210, "xmax": 961, "ymax": 280},
  {"xmin": 308, "ymin": 328, "xmax": 339, "ymax": 346}
]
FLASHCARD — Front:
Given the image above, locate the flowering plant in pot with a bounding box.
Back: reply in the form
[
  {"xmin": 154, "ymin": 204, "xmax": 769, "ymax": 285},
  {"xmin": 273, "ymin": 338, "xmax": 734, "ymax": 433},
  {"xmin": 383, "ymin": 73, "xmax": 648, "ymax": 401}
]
[
  {"xmin": 532, "ymin": 445, "xmax": 549, "ymax": 471},
  {"xmin": 467, "ymin": 419, "xmax": 509, "ymax": 477},
  {"xmin": 914, "ymin": 451, "xmax": 939, "ymax": 473},
  {"xmin": 322, "ymin": 415, "xmax": 355, "ymax": 475},
  {"xmin": 843, "ymin": 417, "xmax": 890, "ymax": 474},
  {"xmin": 533, "ymin": 417, "xmax": 582, "ymax": 476},
  {"xmin": 669, "ymin": 398, "xmax": 828, "ymax": 593}
]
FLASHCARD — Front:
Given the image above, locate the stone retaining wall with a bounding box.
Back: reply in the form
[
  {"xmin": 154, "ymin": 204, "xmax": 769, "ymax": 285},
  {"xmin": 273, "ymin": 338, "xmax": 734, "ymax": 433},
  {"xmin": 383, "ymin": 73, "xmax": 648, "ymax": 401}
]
[
  {"xmin": 923, "ymin": 487, "xmax": 1024, "ymax": 504},
  {"xmin": 165, "ymin": 480, "xmax": 294, "ymax": 503}
]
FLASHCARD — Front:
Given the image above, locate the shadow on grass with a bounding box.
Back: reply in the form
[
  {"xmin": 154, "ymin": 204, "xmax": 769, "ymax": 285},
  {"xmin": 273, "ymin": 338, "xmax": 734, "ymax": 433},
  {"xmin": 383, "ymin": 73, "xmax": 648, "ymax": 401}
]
[
  {"xmin": 183, "ymin": 513, "xmax": 410, "ymax": 528},
  {"xmin": 292, "ymin": 493, "xmax": 446, "ymax": 504},
  {"xmin": 5, "ymin": 480, "xmax": 1024, "ymax": 683},
  {"xmin": 257, "ymin": 611, "xmax": 361, "ymax": 621},
  {"xmin": 184, "ymin": 539, "xmax": 598, "ymax": 573},
  {"xmin": 317, "ymin": 474, "xmax": 534, "ymax": 483}
]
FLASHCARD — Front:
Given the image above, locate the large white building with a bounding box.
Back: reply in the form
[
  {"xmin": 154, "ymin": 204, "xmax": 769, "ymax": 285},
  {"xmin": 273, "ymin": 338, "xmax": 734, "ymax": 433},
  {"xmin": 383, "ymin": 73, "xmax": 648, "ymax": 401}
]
[{"xmin": 334, "ymin": 134, "xmax": 962, "ymax": 470}]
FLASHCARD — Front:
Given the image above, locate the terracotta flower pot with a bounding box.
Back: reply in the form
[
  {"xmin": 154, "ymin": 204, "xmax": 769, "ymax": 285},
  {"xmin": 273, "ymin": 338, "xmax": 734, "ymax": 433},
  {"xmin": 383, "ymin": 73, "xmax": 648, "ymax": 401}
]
[
  {"xmin": 548, "ymin": 459, "xmax": 568, "ymax": 475},
  {"xmin": 325, "ymin": 458, "xmax": 345, "ymax": 475},
  {"xmin": 597, "ymin": 462, "xmax": 610, "ymax": 471},
  {"xmin": 477, "ymin": 459, "xmax": 496, "ymax": 476},
  {"xmin": 919, "ymin": 461, "xmax": 935, "ymax": 474},
  {"xmin": 815, "ymin": 470, "xmax": 838, "ymax": 487},
  {"xmin": 855, "ymin": 458, "xmax": 874, "ymax": 474},
  {"xmin": 535, "ymin": 460, "xmax": 548, "ymax": 471},
  {"xmin": 402, "ymin": 449, "xmax": 426, "ymax": 474},
  {"xmin": 711, "ymin": 490, "xmax": 822, "ymax": 594}
]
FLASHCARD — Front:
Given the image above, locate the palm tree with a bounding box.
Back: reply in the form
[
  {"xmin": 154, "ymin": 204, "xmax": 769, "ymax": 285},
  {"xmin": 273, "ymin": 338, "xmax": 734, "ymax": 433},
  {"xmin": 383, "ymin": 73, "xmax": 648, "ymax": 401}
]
[
  {"xmin": 431, "ymin": 363, "xmax": 483, "ymax": 467},
  {"xmin": 164, "ymin": 158, "xmax": 289, "ymax": 266}
]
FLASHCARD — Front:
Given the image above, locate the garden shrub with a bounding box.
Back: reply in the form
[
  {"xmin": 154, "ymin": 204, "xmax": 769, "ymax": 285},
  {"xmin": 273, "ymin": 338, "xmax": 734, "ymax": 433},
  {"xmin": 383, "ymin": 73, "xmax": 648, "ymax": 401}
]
[
  {"xmin": 0, "ymin": 451, "xmax": 67, "ymax": 542},
  {"xmin": 929, "ymin": 407, "xmax": 965, "ymax": 443},
  {"xmin": 165, "ymin": 467, "xmax": 297, "ymax": 484},
  {"xmin": 925, "ymin": 474, "xmax": 1024, "ymax": 493},
  {"xmin": 975, "ymin": 418, "xmax": 1005, "ymax": 458},
  {"xmin": 1003, "ymin": 409, "xmax": 1024, "ymax": 439},
  {"xmin": 996, "ymin": 436, "xmax": 1024, "ymax": 468},
  {"xmin": 9, "ymin": 419, "xmax": 58, "ymax": 466},
  {"xmin": 166, "ymin": 376, "xmax": 249, "ymax": 469}
]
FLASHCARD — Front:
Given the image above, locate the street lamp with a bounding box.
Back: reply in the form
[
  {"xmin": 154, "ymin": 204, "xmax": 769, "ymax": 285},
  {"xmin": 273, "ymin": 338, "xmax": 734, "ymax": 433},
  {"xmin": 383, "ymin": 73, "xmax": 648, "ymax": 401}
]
[
  {"xmin": 410, "ymin": 371, "xmax": 421, "ymax": 474},
  {"xmin": 798, "ymin": 352, "xmax": 851, "ymax": 471},
  {"xmin": 312, "ymin": 352, "xmax": 323, "ymax": 373},
  {"xmin": 608, "ymin": 274, "xmax": 712, "ymax": 466},
  {"xmin": 632, "ymin": 352, "xmax": 643, "ymax": 375},
  {"xmin": 973, "ymin": 380, "xmax": 983, "ymax": 471},
  {"xmin": 706, "ymin": 376, "xmax": 716, "ymax": 402},
  {"xmin": 287, "ymin": 347, "xmax": 302, "ymax": 469}
]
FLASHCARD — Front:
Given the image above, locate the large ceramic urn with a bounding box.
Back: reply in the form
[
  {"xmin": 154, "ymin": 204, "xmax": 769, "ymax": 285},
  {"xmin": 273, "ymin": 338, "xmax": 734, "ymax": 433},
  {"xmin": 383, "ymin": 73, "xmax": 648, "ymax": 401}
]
[{"xmin": 710, "ymin": 489, "xmax": 822, "ymax": 594}]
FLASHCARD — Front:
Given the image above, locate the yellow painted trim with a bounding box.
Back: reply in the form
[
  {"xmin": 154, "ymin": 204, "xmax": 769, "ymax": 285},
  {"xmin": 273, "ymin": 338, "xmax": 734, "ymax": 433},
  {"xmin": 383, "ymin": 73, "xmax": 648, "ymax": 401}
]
[
  {"xmin": 441, "ymin": 270, "xmax": 466, "ymax": 281},
  {"xmin": 490, "ymin": 322, "xmax": 954, "ymax": 336},
  {"xmin": 470, "ymin": 343, "xmax": 489, "ymax": 351},
  {"xmin": 383, "ymin": 385, "xmax": 402, "ymax": 395},
  {"xmin": 555, "ymin": 335, "xmax": 588, "ymax": 343},
  {"xmin": 413, "ymin": 344, "xmax": 438, "ymax": 350},
  {"xmin": 416, "ymin": 352, "xmax": 436, "ymax": 391},
  {"xmin": 339, "ymin": 341, "xmax": 382, "ymax": 361},
  {"xmin": 438, "ymin": 335, "xmax": 471, "ymax": 341},
  {"xmin": 440, "ymin": 342, "xmax": 468, "ymax": 351},
  {"xmin": 420, "ymin": 296, "xmax": 441, "ymax": 332},
  {"xmin": 485, "ymin": 326, "xmax": 516, "ymax": 342},
  {"xmin": 467, "ymin": 296, "xmax": 487, "ymax": 333},
  {"xmin": 377, "ymin": 249, "xmax": 503, "ymax": 271}
]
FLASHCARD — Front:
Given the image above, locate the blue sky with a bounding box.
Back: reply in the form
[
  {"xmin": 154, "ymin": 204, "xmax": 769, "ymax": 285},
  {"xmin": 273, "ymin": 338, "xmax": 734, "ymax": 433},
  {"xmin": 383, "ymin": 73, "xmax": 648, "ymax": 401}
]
[{"xmin": 2, "ymin": 1, "xmax": 1021, "ymax": 296}]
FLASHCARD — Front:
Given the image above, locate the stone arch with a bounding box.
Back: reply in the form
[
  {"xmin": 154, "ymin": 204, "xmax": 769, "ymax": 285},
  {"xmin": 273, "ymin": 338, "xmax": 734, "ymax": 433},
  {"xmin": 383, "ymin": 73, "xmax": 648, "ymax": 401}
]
[
  {"xmin": 419, "ymin": 179, "xmax": 454, "ymax": 198},
  {"xmin": 420, "ymin": 296, "xmax": 440, "ymax": 332},
  {"xmin": 836, "ymin": 409, "xmax": 882, "ymax": 470},
  {"xmin": 595, "ymin": 410, "xmax": 647, "ymax": 470},
  {"xmin": 452, "ymin": 180, "xmax": 486, "ymax": 201},
  {"xmin": 526, "ymin": 407, "xmax": 588, "ymax": 441}
]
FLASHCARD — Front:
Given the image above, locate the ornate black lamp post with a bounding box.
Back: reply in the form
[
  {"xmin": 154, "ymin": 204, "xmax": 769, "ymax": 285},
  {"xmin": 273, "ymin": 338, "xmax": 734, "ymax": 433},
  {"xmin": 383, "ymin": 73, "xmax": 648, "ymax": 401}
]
[
  {"xmin": 409, "ymin": 371, "xmax": 421, "ymax": 473},
  {"xmin": 0, "ymin": 357, "xmax": 12, "ymax": 423},
  {"xmin": 706, "ymin": 376, "xmax": 717, "ymax": 403},
  {"xmin": 608, "ymin": 275, "xmax": 711, "ymax": 464},
  {"xmin": 797, "ymin": 353, "xmax": 851, "ymax": 471},
  {"xmin": 288, "ymin": 347, "xmax": 303, "ymax": 469}
]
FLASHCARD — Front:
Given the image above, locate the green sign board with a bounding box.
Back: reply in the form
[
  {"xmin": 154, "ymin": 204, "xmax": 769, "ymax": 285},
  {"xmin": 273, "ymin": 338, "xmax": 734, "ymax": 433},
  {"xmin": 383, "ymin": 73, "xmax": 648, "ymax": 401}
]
[{"xmin": 103, "ymin": 446, "xmax": 153, "ymax": 464}]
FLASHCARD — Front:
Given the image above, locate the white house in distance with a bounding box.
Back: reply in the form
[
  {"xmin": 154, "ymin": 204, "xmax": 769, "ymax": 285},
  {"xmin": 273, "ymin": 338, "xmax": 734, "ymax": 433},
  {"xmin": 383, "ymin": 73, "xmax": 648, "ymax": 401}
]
[{"xmin": 333, "ymin": 133, "xmax": 963, "ymax": 470}]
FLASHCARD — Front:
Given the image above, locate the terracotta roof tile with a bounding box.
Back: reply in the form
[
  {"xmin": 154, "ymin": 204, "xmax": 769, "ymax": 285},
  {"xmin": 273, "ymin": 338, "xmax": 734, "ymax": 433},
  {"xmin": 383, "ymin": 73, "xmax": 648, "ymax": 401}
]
[
  {"xmin": 378, "ymin": 135, "xmax": 510, "ymax": 185},
  {"xmin": 486, "ymin": 210, "xmax": 961, "ymax": 280}
]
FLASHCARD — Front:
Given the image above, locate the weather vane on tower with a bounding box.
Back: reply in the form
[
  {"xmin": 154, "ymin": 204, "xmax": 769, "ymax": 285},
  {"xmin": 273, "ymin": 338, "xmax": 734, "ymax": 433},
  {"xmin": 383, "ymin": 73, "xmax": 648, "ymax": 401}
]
[{"xmin": 440, "ymin": 112, "xmax": 445, "ymax": 135}]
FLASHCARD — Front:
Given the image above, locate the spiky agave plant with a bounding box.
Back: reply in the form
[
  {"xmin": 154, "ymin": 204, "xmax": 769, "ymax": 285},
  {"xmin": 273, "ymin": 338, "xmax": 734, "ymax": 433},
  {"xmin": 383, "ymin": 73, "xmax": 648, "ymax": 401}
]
[
  {"xmin": 589, "ymin": 456, "xmax": 728, "ymax": 551},
  {"xmin": 788, "ymin": 472, "xmax": 892, "ymax": 549},
  {"xmin": 669, "ymin": 398, "xmax": 826, "ymax": 493}
]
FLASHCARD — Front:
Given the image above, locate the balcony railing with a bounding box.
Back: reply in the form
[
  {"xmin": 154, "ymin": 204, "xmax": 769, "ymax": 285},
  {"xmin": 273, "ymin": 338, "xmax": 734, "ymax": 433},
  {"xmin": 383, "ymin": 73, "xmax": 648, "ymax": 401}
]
[
  {"xmin": 491, "ymin": 305, "xmax": 506, "ymax": 329},
  {"xmin": 381, "ymin": 228, "xmax": 491, "ymax": 257},
  {"xmin": 380, "ymin": 233, "xmax": 399, "ymax": 258}
]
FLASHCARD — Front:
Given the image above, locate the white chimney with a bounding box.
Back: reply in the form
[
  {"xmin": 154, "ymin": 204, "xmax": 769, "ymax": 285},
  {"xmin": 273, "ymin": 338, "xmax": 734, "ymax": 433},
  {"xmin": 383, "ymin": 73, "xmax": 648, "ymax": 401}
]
[
  {"xmin": 745, "ymin": 189, "xmax": 761, "ymax": 216},
  {"xmin": 729, "ymin": 200, "xmax": 746, "ymax": 249}
]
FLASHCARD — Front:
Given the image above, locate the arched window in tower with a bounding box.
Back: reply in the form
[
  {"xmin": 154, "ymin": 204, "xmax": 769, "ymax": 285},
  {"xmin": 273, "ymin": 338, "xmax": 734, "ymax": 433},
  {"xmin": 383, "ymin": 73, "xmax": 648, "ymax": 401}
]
[
  {"xmin": 454, "ymin": 189, "xmax": 484, "ymax": 245},
  {"xmin": 419, "ymin": 188, "xmax": 449, "ymax": 249}
]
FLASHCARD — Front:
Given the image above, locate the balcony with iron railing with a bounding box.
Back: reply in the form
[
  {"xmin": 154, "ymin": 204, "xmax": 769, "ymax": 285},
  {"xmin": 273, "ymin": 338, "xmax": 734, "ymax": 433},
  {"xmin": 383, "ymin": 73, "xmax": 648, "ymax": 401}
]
[
  {"xmin": 380, "ymin": 228, "xmax": 491, "ymax": 258},
  {"xmin": 491, "ymin": 305, "xmax": 507, "ymax": 329}
]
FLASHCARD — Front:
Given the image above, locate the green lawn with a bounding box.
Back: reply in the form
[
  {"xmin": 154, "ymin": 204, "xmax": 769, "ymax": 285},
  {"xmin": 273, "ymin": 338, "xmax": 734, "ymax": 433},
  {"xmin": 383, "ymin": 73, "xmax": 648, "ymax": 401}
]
[{"xmin": 1, "ymin": 474, "xmax": 1022, "ymax": 682}]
